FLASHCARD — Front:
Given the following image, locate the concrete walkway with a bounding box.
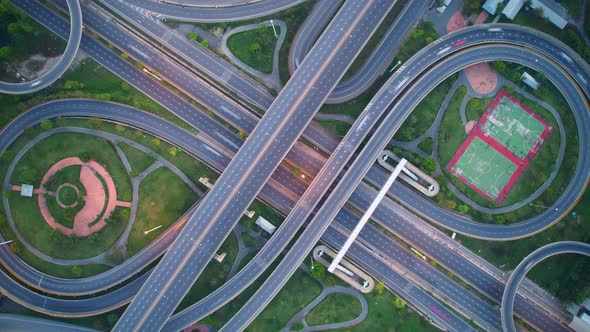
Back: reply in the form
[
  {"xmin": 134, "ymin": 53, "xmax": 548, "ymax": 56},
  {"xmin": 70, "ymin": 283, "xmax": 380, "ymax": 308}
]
[
  {"xmin": 2, "ymin": 127, "xmax": 202, "ymax": 266},
  {"xmin": 281, "ymin": 285, "xmax": 368, "ymax": 332},
  {"xmin": 227, "ymin": 224, "xmax": 264, "ymax": 278},
  {"xmin": 221, "ymin": 20, "xmax": 286, "ymax": 90}
]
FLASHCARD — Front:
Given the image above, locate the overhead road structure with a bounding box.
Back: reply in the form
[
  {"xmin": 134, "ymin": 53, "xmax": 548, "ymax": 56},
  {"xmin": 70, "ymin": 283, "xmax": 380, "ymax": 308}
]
[
  {"xmin": 220, "ymin": 32, "xmax": 589, "ymax": 330},
  {"xmin": 501, "ymin": 242, "xmax": 590, "ymax": 332},
  {"xmin": 100, "ymin": 0, "xmax": 590, "ymax": 242},
  {"xmin": 0, "ymin": 100, "xmax": 469, "ymax": 331},
  {"xmin": 0, "ymin": 0, "xmax": 82, "ymax": 94},
  {"xmin": 5, "ymin": 0, "xmax": 590, "ymax": 328},
  {"xmin": 290, "ymin": 0, "xmax": 430, "ymax": 103},
  {"xmin": 114, "ymin": 1, "xmax": 397, "ymax": 330},
  {"xmin": 122, "ymin": 0, "xmax": 306, "ymax": 22}
]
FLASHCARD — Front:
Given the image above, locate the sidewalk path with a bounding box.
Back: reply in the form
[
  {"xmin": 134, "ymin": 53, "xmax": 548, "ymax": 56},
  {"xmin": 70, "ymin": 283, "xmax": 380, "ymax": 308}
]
[
  {"xmin": 282, "ymin": 285, "xmax": 368, "ymax": 332},
  {"xmin": 221, "ymin": 20, "xmax": 286, "ymax": 90}
]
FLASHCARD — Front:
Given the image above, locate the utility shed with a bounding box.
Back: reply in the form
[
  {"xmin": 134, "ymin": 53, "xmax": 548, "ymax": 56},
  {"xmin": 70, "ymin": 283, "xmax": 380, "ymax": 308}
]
[
  {"xmin": 521, "ymin": 72, "xmax": 540, "ymax": 90},
  {"xmin": 20, "ymin": 184, "xmax": 33, "ymax": 197},
  {"xmin": 255, "ymin": 216, "xmax": 276, "ymax": 235},
  {"xmin": 531, "ymin": 0, "xmax": 568, "ymax": 29},
  {"xmin": 502, "ymin": 0, "xmax": 525, "ymax": 19}
]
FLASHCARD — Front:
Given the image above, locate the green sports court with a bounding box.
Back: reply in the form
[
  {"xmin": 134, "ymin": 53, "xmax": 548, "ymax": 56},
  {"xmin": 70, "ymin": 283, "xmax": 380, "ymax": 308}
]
[{"xmin": 481, "ymin": 97, "xmax": 547, "ymax": 159}]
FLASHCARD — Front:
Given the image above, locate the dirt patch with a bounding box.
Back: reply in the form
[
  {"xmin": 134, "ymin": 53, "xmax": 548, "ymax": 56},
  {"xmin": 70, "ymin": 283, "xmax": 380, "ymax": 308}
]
[
  {"xmin": 464, "ymin": 63, "xmax": 498, "ymax": 94},
  {"xmin": 36, "ymin": 157, "xmax": 130, "ymax": 237},
  {"xmin": 446, "ymin": 11, "xmax": 467, "ymax": 33}
]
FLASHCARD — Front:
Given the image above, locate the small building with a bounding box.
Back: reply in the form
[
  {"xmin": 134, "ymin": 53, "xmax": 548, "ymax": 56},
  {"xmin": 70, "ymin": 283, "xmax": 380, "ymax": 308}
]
[
  {"xmin": 198, "ymin": 177, "xmax": 213, "ymax": 189},
  {"xmin": 213, "ymin": 252, "xmax": 226, "ymax": 263},
  {"xmin": 255, "ymin": 216, "xmax": 276, "ymax": 235},
  {"xmin": 20, "ymin": 184, "xmax": 33, "ymax": 197},
  {"xmin": 502, "ymin": 0, "xmax": 525, "ymax": 19},
  {"xmin": 244, "ymin": 210, "xmax": 255, "ymax": 218},
  {"xmin": 570, "ymin": 307, "xmax": 590, "ymax": 332},
  {"xmin": 530, "ymin": 0, "xmax": 568, "ymax": 29},
  {"xmin": 521, "ymin": 72, "xmax": 540, "ymax": 90},
  {"xmin": 483, "ymin": 0, "xmax": 504, "ymax": 14}
]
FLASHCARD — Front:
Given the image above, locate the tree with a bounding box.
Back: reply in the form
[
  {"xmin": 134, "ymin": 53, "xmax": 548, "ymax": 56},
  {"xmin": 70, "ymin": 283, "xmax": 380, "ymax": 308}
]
[
  {"xmin": 375, "ymin": 281, "xmax": 385, "ymax": 295},
  {"xmin": 40, "ymin": 119, "xmax": 53, "ymax": 130},
  {"xmin": 291, "ymin": 167, "xmax": 302, "ymax": 178},
  {"xmin": 121, "ymin": 82, "xmax": 130, "ymax": 91},
  {"xmin": 0, "ymin": 46, "xmax": 14, "ymax": 60},
  {"xmin": 249, "ymin": 42, "xmax": 262, "ymax": 54},
  {"xmin": 410, "ymin": 29, "xmax": 424, "ymax": 39},
  {"xmin": 238, "ymin": 130, "xmax": 247, "ymax": 139},
  {"xmin": 292, "ymin": 322, "xmax": 304, "ymax": 331},
  {"xmin": 115, "ymin": 124, "xmax": 125, "ymax": 133},
  {"xmin": 309, "ymin": 261, "xmax": 326, "ymax": 280},
  {"xmin": 121, "ymin": 52, "xmax": 129, "ymax": 59},
  {"xmin": 169, "ymin": 146, "xmax": 179, "ymax": 157},
  {"xmin": 200, "ymin": 39, "xmax": 209, "ymax": 48},
  {"xmin": 490, "ymin": 61, "xmax": 506, "ymax": 74},
  {"xmin": 72, "ymin": 265, "xmax": 83, "ymax": 277},
  {"xmin": 457, "ymin": 204, "xmax": 469, "ymax": 214},
  {"xmin": 443, "ymin": 199, "xmax": 457, "ymax": 209},
  {"xmin": 393, "ymin": 296, "xmax": 407, "ymax": 310},
  {"xmin": 152, "ymin": 137, "xmax": 161, "ymax": 147},
  {"xmin": 186, "ymin": 32, "xmax": 198, "ymax": 41},
  {"xmin": 88, "ymin": 117, "xmax": 103, "ymax": 129},
  {"xmin": 78, "ymin": 151, "xmax": 91, "ymax": 162},
  {"xmin": 421, "ymin": 158, "xmax": 436, "ymax": 174}
]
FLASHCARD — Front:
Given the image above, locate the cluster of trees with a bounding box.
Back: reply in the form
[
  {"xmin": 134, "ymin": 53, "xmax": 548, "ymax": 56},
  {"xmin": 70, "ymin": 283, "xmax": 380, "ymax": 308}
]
[
  {"xmin": 462, "ymin": 0, "xmax": 484, "ymax": 15},
  {"xmin": 0, "ymin": 0, "xmax": 37, "ymax": 61},
  {"xmin": 185, "ymin": 31, "xmax": 209, "ymax": 48}
]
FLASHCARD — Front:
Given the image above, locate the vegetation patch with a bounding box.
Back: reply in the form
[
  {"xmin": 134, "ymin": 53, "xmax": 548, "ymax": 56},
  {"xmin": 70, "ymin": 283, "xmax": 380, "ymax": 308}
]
[
  {"xmin": 418, "ymin": 137, "xmax": 434, "ymax": 155},
  {"xmin": 305, "ymin": 293, "xmax": 362, "ymax": 326},
  {"xmin": 117, "ymin": 142, "xmax": 156, "ymax": 177},
  {"xmin": 227, "ymin": 25, "xmax": 279, "ymax": 73},
  {"xmin": 176, "ymin": 232, "xmax": 239, "ymax": 313},
  {"xmin": 316, "ymin": 119, "xmax": 351, "ymax": 138},
  {"xmin": 126, "ymin": 167, "xmax": 199, "ymax": 256},
  {"xmin": 394, "ymin": 74, "xmax": 458, "ymax": 141}
]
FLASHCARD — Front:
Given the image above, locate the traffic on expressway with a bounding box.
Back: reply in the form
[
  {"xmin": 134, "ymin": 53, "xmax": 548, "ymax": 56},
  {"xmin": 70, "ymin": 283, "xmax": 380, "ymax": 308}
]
[{"xmin": 0, "ymin": 0, "xmax": 589, "ymax": 332}]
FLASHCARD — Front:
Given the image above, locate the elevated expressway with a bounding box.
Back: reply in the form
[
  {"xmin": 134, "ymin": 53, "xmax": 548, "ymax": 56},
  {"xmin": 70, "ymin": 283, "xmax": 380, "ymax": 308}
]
[
  {"xmin": 92, "ymin": 0, "xmax": 590, "ymax": 241},
  {"xmin": 2, "ymin": 1, "xmax": 588, "ymax": 330},
  {"xmin": 122, "ymin": 0, "xmax": 305, "ymax": 22},
  {"xmin": 502, "ymin": 242, "xmax": 590, "ymax": 332},
  {"xmin": 114, "ymin": 1, "xmax": 397, "ymax": 330},
  {"xmin": 222, "ymin": 35, "xmax": 588, "ymax": 331},
  {"xmin": 0, "ymin": 0, "xmax": 81, "ymax": 94},
  {"xmin": 289, "ymin": 0, "xmax": 430, "ymax": 103}
]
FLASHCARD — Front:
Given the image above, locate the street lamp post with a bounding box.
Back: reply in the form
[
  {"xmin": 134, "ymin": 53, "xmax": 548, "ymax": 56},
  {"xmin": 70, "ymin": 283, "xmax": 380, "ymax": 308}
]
[
  {"xmin": 144, "ymin": 225, "xmax": 162, "ymax": 235},
  {"xmin": 389, "ymin": 60, "xmax": 402, "ymax": 73},
  {"xmin": 270, "ymin": 20, "xmax": 278, "ymax": 39}
]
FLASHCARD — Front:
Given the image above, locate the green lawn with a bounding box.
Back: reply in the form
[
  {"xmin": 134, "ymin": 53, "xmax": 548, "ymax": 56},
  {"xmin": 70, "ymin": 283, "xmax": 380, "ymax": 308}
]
[
  {"xmin": 394, "ymin": 74, "xmax": 458, "ymax": 141},
  {"xmin": 176, "ymin": 232, "xmax": 239, "ymax": 313},
  {"xmin": 330, "ymin": 289, "xmax": 438, "ymax": 331},
  {"xmin": 418, "ymin": 137, "xmax": 434, "ymax": 155},
  {"xmin": 316, "ymin": 119, "xmax": 352, "ymax": 138},
  {"xmin": 227, "ymin": 26, "xmax": 280, "ymax": 74},
  {"xmin": 437, "ymin": 85, "xmax": 468, "ymax": 166},
  {"xmin": 306, "ymin": 293, "xmax": 362, "ymax": 326},
  {"xmin": 241, "ymin": 231, "xmax": 259, "ymax": 248},
  {"xmin": 246, "ymin": 269, "xmax": 322, "ymax": 331},
  {"xmin": 126, "ymin": 167, "xmax": 199, "ymax": 256},
  {"xmin": 7, "ymin": 192, "xmax": 128, "ymax": 261},
  {"xmin": 240, "ymin": 198, "xmax": 285, "ymax": 233},
  {"xmin": 46, "ymin": 194, "xmax": 80, "ymax": 229},
  {"xmin": 117, "ymin": 142, "xmax": 156, "ymax": 177},
  {"xmin": 11, "ymin": 132, "xmax": 132, "ymax": 201}
]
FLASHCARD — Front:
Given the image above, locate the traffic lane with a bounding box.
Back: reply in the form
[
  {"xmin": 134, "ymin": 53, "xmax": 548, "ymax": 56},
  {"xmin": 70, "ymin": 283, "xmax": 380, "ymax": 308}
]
[
  {"xmin": 114, "ymin": 1, "xmax": 395, "ymax": 329},
  {"xmin": 0, "ymin": 0, "xmax": 81, "ymax": 94},
  {"xmin": 124, "ymin": 0, "xmax": 306, "ymax": 22},
  {"xmin": 0, "ymin": 314, "xmax": 96, "ymax": 332},
  {"xmin": 289, "ymin": 0, "xmax": 343, "ymax": 73}
]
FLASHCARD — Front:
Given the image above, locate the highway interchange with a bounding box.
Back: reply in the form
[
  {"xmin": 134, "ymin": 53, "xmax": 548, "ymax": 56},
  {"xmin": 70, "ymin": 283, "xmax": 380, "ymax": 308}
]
[{"xmin": 1, "ymin": 0, "xmax": 589, "ymax": 331}]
